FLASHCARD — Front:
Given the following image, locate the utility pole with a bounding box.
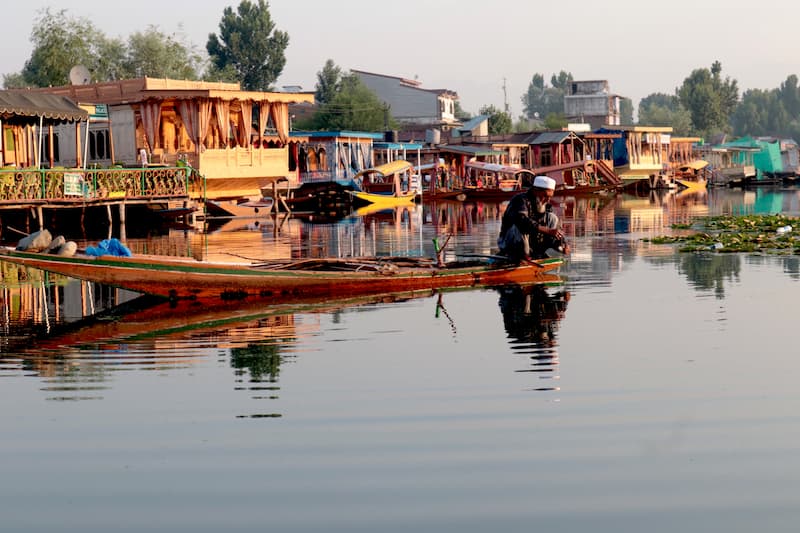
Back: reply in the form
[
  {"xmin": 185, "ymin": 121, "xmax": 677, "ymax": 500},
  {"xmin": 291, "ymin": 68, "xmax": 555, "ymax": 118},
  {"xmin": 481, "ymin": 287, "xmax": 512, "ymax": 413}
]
[{"xmin": 502, "ymin": 77, "xmax": 509, "ymax": 116}]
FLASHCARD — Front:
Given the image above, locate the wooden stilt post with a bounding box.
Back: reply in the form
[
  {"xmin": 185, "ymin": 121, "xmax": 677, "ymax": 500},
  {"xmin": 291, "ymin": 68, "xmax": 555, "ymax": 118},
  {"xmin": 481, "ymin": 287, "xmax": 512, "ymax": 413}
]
[
  {"xmin": 118, "ymin": 202, "xmax": 127, "ymax": 242},
  {"xmin": 106, "ymin": 204, "xmax": 113, "ymax": 239},
  {"xmin": 36, "ymin": 206, "xmax": 43, "ymax": 230}
]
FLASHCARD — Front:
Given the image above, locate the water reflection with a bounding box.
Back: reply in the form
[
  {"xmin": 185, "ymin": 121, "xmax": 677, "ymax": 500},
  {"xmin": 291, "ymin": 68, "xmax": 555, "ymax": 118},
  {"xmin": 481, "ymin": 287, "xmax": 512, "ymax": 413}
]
[{"xmin": 497, "ymin": 283, "xmax": 570, "ymax": 392}]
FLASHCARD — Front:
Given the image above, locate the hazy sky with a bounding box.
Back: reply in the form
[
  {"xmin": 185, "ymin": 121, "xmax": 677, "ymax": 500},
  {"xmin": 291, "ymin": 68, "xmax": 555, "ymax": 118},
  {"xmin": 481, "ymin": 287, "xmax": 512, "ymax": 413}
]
[{"xmin": 4, "ymin": 0, "xmax": 800, "ymax": 118}]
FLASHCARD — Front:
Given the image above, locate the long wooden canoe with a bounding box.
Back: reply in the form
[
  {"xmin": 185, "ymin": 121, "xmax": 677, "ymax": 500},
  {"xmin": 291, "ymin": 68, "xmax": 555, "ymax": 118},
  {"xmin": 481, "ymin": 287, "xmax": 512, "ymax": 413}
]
[{"xmin": 0, "ymin": 248, "xmax": 562, "ymax": 302}]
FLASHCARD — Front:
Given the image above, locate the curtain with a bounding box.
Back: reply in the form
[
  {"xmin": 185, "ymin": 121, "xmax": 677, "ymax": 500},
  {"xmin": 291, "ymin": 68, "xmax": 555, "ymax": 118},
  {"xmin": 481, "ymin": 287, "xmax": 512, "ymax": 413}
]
[
  {"xmin": 140, "ymin": 100, "xmax": 162, "ymax": 151},
  {"xmin": 214, "ymin": 99, "xmax": 229, "ymax": 148},
  {"xmin": 270, "ymin": 102, "xmax": 288, "ymax": 143},
  {"xmin": 258, "ymin": 101, "xmax": 271, "ymax": 143},
  {"xmin": 239, "ymin": 100, "xmax": 252, "ymax": 148},
  {"xmin": 177, "ymin": 99, "xmax": 213, "ymax": 152}
]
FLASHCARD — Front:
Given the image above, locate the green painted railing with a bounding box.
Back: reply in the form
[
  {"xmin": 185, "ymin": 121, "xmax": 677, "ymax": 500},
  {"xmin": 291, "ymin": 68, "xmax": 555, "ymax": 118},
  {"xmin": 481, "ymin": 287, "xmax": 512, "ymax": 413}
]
[{"xmin": 0, "ymin": 166, "xmax": 199, "ymax": 203}]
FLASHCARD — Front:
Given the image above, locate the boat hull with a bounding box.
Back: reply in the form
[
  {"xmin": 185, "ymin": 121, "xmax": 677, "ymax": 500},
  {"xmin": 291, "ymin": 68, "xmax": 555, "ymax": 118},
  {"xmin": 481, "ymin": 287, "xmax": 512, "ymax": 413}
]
[
  {"xmin": 348, "ymin": 190, "xmax": 418, "ymax": 207},
  {"xmin": 0, "ymin": 249, "xmax": 562, "ymax": 302}
]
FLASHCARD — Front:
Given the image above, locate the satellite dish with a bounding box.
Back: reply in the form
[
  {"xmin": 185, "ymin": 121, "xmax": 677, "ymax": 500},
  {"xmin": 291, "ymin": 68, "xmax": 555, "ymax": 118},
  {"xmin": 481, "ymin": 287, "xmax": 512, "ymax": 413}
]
[{"xmin": 69, "ymin": 65, "xmax": 91, "ymax": 85}]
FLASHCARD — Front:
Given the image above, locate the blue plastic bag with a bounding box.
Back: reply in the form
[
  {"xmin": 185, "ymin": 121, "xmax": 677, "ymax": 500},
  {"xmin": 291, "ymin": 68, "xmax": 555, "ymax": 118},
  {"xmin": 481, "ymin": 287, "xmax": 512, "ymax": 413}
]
[{"xmin": 85, "ymin": 238, "xmax": 132, "ymax": 257}]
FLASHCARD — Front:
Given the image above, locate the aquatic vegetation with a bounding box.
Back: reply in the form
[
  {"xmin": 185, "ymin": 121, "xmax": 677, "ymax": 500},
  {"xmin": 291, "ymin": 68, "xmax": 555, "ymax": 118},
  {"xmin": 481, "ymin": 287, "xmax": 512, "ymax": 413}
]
[{"xmin": 647, "ymin": 214, "xmax": 800, "ymax": 254}]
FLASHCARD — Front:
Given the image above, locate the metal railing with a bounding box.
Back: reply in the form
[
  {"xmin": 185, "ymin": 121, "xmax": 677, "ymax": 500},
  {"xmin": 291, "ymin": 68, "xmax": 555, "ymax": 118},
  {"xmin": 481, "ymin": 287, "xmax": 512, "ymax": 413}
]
[{"xmin": 0, "ymin": 166, "xmax": 197, "ymax": 203}]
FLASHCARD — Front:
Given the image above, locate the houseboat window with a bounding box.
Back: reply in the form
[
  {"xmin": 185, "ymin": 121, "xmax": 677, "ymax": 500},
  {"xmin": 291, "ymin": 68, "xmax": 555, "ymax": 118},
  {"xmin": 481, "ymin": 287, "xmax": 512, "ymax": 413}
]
[
  {"xmin": 540, "ymin": 148, "xmax": 552, "ymax": 167},
  {"xmin": 89, "ymin": 130, "xmax": 110, "ymax": 160}
]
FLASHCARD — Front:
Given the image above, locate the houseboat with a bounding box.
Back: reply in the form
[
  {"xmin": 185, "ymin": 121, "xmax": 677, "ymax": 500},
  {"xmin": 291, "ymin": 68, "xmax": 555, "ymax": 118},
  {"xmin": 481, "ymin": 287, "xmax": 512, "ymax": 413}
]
[{"xmin": 18, "ymin": 77, "xmax": 314, "ymax": 201}]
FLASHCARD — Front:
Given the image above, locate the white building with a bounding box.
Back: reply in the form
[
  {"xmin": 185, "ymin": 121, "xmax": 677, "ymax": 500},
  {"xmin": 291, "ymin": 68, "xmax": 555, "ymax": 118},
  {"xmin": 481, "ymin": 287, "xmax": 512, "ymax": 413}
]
[{"xmin": 351, "ymin": 69, "xmax": 460, "ymax": 129}]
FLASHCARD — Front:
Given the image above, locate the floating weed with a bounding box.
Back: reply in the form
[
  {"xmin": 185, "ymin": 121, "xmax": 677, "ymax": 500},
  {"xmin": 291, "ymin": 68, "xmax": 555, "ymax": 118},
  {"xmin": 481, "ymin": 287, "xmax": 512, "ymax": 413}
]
[{"xmin": 648, "ymin": 214, "xmax": 800, "ymax": 254}]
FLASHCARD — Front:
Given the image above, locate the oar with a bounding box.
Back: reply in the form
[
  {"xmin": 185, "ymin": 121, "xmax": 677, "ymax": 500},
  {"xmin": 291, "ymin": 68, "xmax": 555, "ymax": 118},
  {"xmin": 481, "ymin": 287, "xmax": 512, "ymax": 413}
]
[{"xmin": 456, "ymin": 252, "xmax": 545, "ymax": 267}]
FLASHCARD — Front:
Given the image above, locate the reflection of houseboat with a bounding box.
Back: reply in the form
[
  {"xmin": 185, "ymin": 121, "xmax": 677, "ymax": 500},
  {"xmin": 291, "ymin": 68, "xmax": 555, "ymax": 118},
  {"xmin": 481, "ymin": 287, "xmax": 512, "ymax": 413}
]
[{"xmin": 21, "ymin": 77, "xmax": 314, "ymax": 200}]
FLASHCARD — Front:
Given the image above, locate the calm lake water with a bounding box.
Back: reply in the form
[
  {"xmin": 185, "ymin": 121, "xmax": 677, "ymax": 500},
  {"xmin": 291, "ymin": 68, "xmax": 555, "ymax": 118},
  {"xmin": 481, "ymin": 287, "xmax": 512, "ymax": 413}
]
[{"xmin": 3, "ymin": 186, "xmax": 800, "ymax": 532}]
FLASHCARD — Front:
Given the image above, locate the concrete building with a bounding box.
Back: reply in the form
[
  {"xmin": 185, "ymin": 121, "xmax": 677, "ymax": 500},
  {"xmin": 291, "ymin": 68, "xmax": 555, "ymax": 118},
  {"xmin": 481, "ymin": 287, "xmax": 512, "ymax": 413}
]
[
  {"xmin": 564, "ymin": 80, "xmax": 622, "ymax": 130},
  {"xmin": 351, "ymin": 69, "xmax": 460, "ymax": 129}
]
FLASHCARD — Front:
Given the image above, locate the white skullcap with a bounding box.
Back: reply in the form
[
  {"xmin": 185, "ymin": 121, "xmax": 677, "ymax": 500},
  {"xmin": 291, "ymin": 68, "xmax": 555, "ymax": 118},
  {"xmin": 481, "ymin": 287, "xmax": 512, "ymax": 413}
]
[{"xmin": 532, "ymin": 175, "xmax": 556, "ymax": 190}]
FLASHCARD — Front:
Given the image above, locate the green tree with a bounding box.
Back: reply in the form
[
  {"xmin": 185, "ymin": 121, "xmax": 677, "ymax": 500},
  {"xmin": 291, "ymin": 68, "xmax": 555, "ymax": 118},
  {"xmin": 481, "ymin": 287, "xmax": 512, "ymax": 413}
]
[
  {"xmin": 638, "ymin": 92, "xmax": 692, "ymax": 135},
  {"xmin": 18, "ymin": 8, "xmax": 100, "ymax": 87},
  {"xmin": 307, "ymin": 74, "xmax": 393, "ymax": 131},
  {"xmin": 779, "ymin": 74, "xmax": 800, "ymax": 117},
  {"xmin": 479, "ymin": 104, "xmax": 512, "ymax": 134},
  {"xmin": 315, "ymin": 59, "xmax": 342, "ymax": 105},
  {"xmin": 521, "ymin": 71, "xmax": 572, "ymax": 120},
  {"xmin": 543, "ymin": 113, "xmax": 567, "ymax": 130},
  {"xmin": 454, "ymin": 100, "xmax": 472, "ymax": 121},
  {"xmin": 207, "ymin": 0, "xmax": 288, "ymax": 91},
  {"xmin": 550, "ymin": 71, "xmax": 573, "ymax": 91},
  {"xmin": 2, "ymin": 72, "xmax": 28, "ymax": 89},
  {"xmin": 123, "ymin": 26, "xmax": 202, "ymax": 80},
  {"xmin": 677, "ymin": 61, "xmax": 738, "ymax": 137},
  {"xmin": 6, "ymin": 8, "xmax": 203, "ymax": 87},
  {"xmin": 619, "ymin": 98, "xmax": 634, "ymax": 125}
]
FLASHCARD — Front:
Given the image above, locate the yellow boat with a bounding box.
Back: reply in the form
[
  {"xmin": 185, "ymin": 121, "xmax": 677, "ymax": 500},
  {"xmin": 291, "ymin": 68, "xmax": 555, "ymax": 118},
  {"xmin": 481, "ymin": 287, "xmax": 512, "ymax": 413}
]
[
  {"xmin": 350, "ymin": 160, "xmax": 419, "ymax": 206},
  {"xmin": 675, "ymin": 160, "xmax": 708, "ymax": 191}
]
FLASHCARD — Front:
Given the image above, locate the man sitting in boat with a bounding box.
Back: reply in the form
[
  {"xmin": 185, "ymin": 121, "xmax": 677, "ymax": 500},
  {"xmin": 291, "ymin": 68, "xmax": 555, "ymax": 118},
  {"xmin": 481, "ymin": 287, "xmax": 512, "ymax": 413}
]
[{"xmin": 497, "ymin": 175, "xmax": 570, "ymax": 261}]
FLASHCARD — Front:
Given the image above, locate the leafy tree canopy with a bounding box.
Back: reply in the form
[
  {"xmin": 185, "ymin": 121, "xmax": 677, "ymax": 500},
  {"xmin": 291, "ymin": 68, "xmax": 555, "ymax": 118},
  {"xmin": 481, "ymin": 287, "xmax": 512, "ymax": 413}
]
[
  {"xmin": 479, "ymin": 104, "xmax": 512, "ymax": 135},
  {"xmin": 207, "ymin": 0, "xmax": 288, "ymax": 91},
  {"xmin": 315, "ymin": 59, "xmax": 342, "ymax": 105},
  {"xmin": 638, "ymin": 92, "xmax": 692, "ymax": 135},
  {"xmin": 302, "ymin": 73, "xmax": 394, "ymax": 132},
  {"xmin": 5, "ymin": 8, "xmax": 202, "ymax": 88},
  {"xmin": 677, "ymin": 60, "xmax": 738, "ymax": 138},
  {"xmin": 123, "ymin": 26, "xmax": 203, "ymax": 80},
  {"xmin": 521, "ymin": 71, "xmax": 573, "ymax": 120}
]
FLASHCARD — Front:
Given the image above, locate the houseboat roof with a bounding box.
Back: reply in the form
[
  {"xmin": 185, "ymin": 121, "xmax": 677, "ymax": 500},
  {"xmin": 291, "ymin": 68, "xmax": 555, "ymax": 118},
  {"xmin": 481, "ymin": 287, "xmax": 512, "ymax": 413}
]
[
  {"xmin": 17, "ymin": 77, "xmax": 314, "ymax": 106},
  {"xmin": 290, "ymin": 130, "xmax": 384, "ymax": 140},
  {"xmin": 438, "ymin": 145, "xmax": 506, "ymax": 157},
  {"xmin": 0, "ymin": 90, "xmax": 88, "ymax": 123},
  {"xmin": 374, "ymin": 141, "xmax": 424, "ymax": 150},
  {"xmin": 526, "ymin": 131, "xmax": 574, "ymax": 145},
  {"xmin": 602, "ymin": 125, "xmax": 673, "ymax": 133}
]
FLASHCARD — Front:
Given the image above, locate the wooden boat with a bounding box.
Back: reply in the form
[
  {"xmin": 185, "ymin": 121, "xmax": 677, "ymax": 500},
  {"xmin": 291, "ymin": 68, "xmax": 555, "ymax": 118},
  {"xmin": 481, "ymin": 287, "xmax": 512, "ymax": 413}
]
[
  {"xmin": 348, "ymin": 189, "xmax": 417, "ymax": 207},
  {"xmin": 460, "ymin": 161, "xmax": 532, "ymax": 201},
  {"xmin": 350, "ymin": 160, "xmax": 420, "ymax": 206},
  {"xmin": 0, "ymin": 248, "xmax": 563, "ymax": 302}
]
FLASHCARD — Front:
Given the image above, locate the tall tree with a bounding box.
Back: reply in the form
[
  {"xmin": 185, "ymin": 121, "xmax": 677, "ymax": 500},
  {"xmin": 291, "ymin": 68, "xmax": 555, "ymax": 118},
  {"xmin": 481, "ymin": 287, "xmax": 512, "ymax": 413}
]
[
  {"xmin": 778, "ymin": 74, "xmax": 800, "ymax": 117},
  {"xmin": 123, "ymin": 26, "xmax": 203, "ymax": 80},
  {"xmin": 18, "ymin": 8, "xmax": 101, "ymax": 87},
  {"xmin": 315, "ymin": 59, "xmax": 342, "ymax": 105},
  {"xmin": 479, "ymin": 104, "xmax": 512, "ymax": 135},
  {"xmin": 207, "ymin": 0, "xmax": 289, "ymax": 91},
  {"xmin": 677, "ymin": 61, "xmax": 738, "ymax": 137},
  {"xmin": 6, "ymin": 8, "xmax": 202, "ymax": 87},
  {"xmin": 638, "ymin": 92, "xmax": 692, "ymax": 135},
  {"xmin": 521, "ymin": 71, "xmax": 572, "ymax": 120},
  {"xmin": 454, "ymin": 101, "xmax": 472, "ymax": 121},
  {"xmin": 619, "ymin": 98, "xmax": 634, "ymax": 125}
]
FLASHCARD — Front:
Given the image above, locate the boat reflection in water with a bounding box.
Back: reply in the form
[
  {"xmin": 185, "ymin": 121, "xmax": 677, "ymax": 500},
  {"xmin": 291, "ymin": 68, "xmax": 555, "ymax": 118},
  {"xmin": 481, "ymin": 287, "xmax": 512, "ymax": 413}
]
[{"xmin": 496, "ymin": 283, "xmax": 570, "ymax": 392}]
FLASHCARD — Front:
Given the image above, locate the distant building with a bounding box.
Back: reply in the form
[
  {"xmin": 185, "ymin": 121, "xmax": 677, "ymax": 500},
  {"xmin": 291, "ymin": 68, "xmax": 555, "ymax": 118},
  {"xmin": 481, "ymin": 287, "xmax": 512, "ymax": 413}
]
[
  {"xmin": 564, "ymin": 80, "xmax": 622, "ymax": 130},
  {"xmin": 351, "ymin": 69, "xmax": 460, "ymax": 129}
]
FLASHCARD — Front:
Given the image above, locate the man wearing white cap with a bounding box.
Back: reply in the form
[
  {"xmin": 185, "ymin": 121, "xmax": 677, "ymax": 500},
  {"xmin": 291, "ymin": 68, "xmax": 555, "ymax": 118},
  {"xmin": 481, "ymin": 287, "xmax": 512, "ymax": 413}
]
[{"xmin": 497, "ymin": 175, "xmax": 570, "ymax": 261}]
